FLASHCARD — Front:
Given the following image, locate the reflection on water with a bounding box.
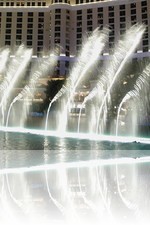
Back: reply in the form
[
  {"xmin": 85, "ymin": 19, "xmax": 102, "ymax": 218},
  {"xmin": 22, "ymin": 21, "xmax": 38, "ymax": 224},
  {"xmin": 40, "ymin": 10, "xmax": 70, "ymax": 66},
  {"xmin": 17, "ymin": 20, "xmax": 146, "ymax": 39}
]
[
  {"xmin": 0, "ymin": 131, "xmax": 150, "ymax": 151},
  {"xmin": 0, "ymin": 158, "xmax": 150, "ymax": 225},
  {"xmin": 0, "ymin": 130, "xmax": 150, "ymax": 224}
]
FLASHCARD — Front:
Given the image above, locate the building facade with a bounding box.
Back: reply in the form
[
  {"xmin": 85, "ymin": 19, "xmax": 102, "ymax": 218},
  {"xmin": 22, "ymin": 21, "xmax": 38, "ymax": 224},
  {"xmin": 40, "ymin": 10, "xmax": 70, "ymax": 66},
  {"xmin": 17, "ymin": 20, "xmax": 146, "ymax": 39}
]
[{"xmin": 0, "ymin": 0, "xmax": 149, "ymax": 76}]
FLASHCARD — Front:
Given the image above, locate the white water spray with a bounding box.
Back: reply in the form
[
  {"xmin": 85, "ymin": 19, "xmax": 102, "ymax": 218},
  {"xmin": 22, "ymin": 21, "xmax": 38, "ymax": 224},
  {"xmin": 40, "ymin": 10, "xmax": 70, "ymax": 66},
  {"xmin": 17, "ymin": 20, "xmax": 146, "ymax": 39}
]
[{"xmin": 96, "ymin": 24, "xmax": 145, "ymax": 133}]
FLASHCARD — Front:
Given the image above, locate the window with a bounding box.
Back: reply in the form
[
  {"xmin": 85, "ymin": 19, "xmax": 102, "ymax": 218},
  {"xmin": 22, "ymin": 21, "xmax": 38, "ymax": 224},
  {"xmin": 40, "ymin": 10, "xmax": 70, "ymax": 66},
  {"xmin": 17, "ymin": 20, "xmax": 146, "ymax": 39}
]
[
  {"xmin": 77, "ymin": 22, "xmax": 82, "ymax": 27},
  {"xmin": 55, "ymin": 20, "xmax": 61, "ymax": 25},
  {"xmin": 17, "ymin": 18, "xmax": 22, "ymax": 22},
  {"xmin": 87, "ymin": 9, "xmax": 92, "ymax": 14},
  {"xmin": 98, "ymin": 8, "xmax": 103, "ymax": 12},
  {"xmin": 6, "ymin": 18, "xmax": 12, "ymax": 22},
  {"xmin": 38, "ymin": 41, "xmax": 43, "ymax": 45},
  {"xmin": 120, "ymin": 11, "xmax": 125, "ymax": 16},
  {"xmin": 142, "ymin": 14, "xmax": 147, "ymax": 19},
  {"xmin": 131, "ymin": 15, "xmax": 136, "ymax": 20},
  {"xmin": 28, "ymin": 24, "xmax": 33, "ymax": 28},
  {"xmin": 55, "ymin": 15, "xmax": 61, "ymax": 19},
  {"xmin": 55, "ymin": 27, "xmax": 60, "ymax": 31},
  {"xmin": 110, "ymin": 24, "xmax": 115, "ymax": 29},
  {"xmin": 87, "ymin": 15, "xmax": 92, "ymax": 20},
  {"xmin": 38, "ymin": 23, "xmax": 44, "ymax": 28},
  {"xmin": 143, "ymin": 46, "xmax": 148, "ymax": 52},
  {"xmin": 77, "ymin": 33, "xmax": 82, "ymax": 38},
  {"xmin": 55, "ymin": 38, "xmax": 60, "ymax": 43},
  {"xmin": 143, "ymin": 33, "xmax": 148, "ymax": 39},
  {"xmin": 38, "ymin": 29, "xmax": 43, "ymax": 34},
  {"xmin": 77, "ymin": 16, "xmax": 82, "ymax": 20},
  {"xmin": 39, "ymin": 12, "xmax": 44, "ymax": 17},
  {"xmin": 131, "ymin": 3, "xmax": 136, "ymax": 8},
  {"xmin": 98, "ymin": 19, "xmax": 103, "ymax": 25},
  {"xmin": 120, "ymin": 30, "xmax": 125, "ymax": 35},
  {"xmin": 76, "ymin": 40, "xmax": 81, "ymax": 44},
  {"xmin": 38, "ymin": 35, "xmax": 43, "ymax": 40},
  {"xmin": 120, "ymin": 23, "xmax": 126, "ymax": 29},
  {"xmin": 6, "ymin": 24, "xmax": 11, "ymax": 28},
  {"xmin": 28, "ymin": 18, "xmax": 33, "ymax": 22},
  {"xmin": 27, "ymin": 41, "xmax": 32, "ymax": 46},
  {"xmin": 120, "ymin": 5, "xmax": 125, "ymax": 10},
  {"xmin": 27, "ymin": 29, "xmax": 33, "ymax": 34},
  {"xmin": 109, "ymin": 37, "xmax": 114, "ymax": 42},
  {"xmin": 109, "ymin": 12, "xmax": 114, "ymax": 17},
  {"xmin": 120, "ymin": 17, "xmax": 125, "ymax": 22},
  {"xmin": 5, "ymin": 41, "xmax": 11, "ymax": 45},
  {"xmin": 143, "ymin": 40, "xmax": 148, "ymax": 45},
  {"xmin": 17, "ymin": 24, "xmax": 22, "ymax": 28},
  {"xmin": 5, "ymin": 35, "xmax": 11, "ymax": 39},
  {"xmin": 143, "ymin": 20, "xmax": 148, "ymax": 25},
  {"xmin": 16, "ymin": 35, "xmax": 22, "ymax": 40},
  {"xmin": 17, "ymin": 12, "xmax": 23, "ymax": 17},
  {"xmin": 142, "ymin": 7, "xmax": 147, "ymax": 13},
  {"xmin": 98, "ymin": 13, "xmax": 103, "ymax": 19},
  {"xmin": 109, "ymin": 18, "xmax": 114, "ymax": 23},
  {"xmin": 131, "ymin": 9, "xmax": 136, "ymax": 14},
  {"xmin": 6, "ymin": 29, "xmax": 11, "ymax": 34},
  {"xmin": 66, "ymin": 45, "xmax": 70, "ymax": 51},
  {"xmin": 27, "ymin": 35, "xmax": 32, "ymax": 40},
  {"xmin": 38, "ymin": 18, "xmax": 44, "ymax": 22},
  {"xmin": 87, "ymin": 26, "xmax": 92, "ymax": 31},
  {"xmin": 141, "ymin": 1, "xmax": 147, "ymax": 7},
  {"xmin": 7, "ymin": 12, "xmax": 12, "ymax": 17},
  {"xmin": 87, "ymin": 21, "xmax": 92, "ymax": 26},
  {"xmin": 16, "ymin": 29, "xmax": 22, "ymax": 34},
  {"xmin": 55, "ymin": 33, "xmax": 60, "ymax": 37},
  {"xmin": 77, "ymin": 27, "xmax": 82, "ymax": 32},
  {"xmin": 55, "ymin": 9, "xmax": 61, "ymax": 13},
  {"xmin": 77, "ymin": 10, "xmax": 82, "ymax": 14},
  {"xmin": 109, "ymin": 6, "xmax": 114, "ymax": 11},
  {"xmin": 28, "ymin": 12, "xmax": 33, "ymax": 17}
]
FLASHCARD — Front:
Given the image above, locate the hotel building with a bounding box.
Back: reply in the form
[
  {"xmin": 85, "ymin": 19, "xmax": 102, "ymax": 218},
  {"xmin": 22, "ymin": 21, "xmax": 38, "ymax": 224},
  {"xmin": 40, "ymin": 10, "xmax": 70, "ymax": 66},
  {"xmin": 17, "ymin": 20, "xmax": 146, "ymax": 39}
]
[{"xmin": 0, "ymin": 0, "xmax": 149, "ymax": 77}]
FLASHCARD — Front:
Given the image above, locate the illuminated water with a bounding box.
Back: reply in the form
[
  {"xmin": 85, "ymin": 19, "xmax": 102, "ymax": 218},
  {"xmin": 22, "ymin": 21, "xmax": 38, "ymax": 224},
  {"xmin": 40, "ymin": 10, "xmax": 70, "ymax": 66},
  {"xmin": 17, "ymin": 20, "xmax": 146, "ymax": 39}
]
[{"xmin": 0, "ymin": 136, "xmax": 150, "ymax": 225}]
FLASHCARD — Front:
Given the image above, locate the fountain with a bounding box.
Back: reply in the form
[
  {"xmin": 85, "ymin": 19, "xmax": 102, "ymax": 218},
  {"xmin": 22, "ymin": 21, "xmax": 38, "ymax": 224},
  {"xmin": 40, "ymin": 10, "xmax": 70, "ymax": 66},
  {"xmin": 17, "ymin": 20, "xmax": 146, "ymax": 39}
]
[
  {"xmin": 0, "ymin": 24, "xmax": 149, "ymax": 140},
  {"xmin": 0, "ymin": 24, "xmax": 150, "ymax": 225}
]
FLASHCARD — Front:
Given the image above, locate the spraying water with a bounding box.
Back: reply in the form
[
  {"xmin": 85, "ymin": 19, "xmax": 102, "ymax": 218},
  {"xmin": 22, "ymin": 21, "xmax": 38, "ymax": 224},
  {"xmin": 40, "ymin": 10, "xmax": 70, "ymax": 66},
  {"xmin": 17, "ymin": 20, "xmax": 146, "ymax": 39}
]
[
  {"xmin": 96, "ymin": 24, "xmax": 145, "ymax": 134},
  {"xmin": 116, "ymin": 63, "xmax": 150, "ymax": 136},
  {"xmin": 77, "ymin": 77, "xmax": 106, "ymax": 132},
  {"xmin": 45, "ymin": 28, "xmax": 109, "ymax": 131},
  {"xmin": 0, "ymin": 47, "xmax": 32, "ymax": 125},
  {"xmin": 6, "ymin": 52, "xmax": 58, "ymax": 127},
  {"xmin": 57, "ymin": 28, "xmax": 109, "ymax": 133}
]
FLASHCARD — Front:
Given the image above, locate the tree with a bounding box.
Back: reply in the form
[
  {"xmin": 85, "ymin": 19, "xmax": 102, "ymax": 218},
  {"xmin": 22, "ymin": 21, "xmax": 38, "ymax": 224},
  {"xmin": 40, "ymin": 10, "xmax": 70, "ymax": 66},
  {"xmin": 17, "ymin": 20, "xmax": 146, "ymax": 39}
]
[{"xmin": 40, "ymin": 79, "xmax": 66, "ymax": 112}]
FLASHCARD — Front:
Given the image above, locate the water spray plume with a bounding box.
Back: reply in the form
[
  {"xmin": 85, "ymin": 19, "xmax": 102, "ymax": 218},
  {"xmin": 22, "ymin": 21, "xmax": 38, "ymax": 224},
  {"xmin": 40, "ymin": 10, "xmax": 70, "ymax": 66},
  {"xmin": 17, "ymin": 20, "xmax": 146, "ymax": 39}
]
[
  {"xmin": 57, "ymin": 28, "xmax": 109, "ymax": 132},
  {"xmin": 6, "ymin": 51, "xmax": 58, "ymax": 127},
  {"xmin": 0, "ymin": 48, "xmax": 32, "ymax": 125},
  {"xmin": 96, "ymin": 24, "xmax": 145, "ymax": 134},
  {"xmin": 45, "ymin": 28, "xmax": 109, "ymax": 131},
  {"xmin": 116, "ymin": 62, "xmax": 150, "ymax": 136}
]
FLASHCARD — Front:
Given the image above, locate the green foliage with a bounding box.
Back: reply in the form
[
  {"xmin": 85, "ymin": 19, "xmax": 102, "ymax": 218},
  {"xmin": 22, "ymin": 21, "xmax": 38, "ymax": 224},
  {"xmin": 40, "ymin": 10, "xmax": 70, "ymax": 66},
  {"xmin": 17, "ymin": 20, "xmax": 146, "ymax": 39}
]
[{"xmin": 41, "ymin": 79, "xmax": 66, "ymax": 112}]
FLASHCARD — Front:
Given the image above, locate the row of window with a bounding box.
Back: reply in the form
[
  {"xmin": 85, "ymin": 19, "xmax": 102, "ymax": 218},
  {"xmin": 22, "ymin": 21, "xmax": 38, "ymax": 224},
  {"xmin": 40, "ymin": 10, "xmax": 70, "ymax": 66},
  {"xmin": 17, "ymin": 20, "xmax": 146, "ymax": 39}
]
[
  {"xmin": 75, "ymin": 0, "xmax": 147, "ymax": 6},
  {"xmin": 0, "ymin": 1, "xmax": 46, "ymax": 6},
  {"xmin": 6, "ymin": 12, "xmax": 44, "ymax": 17}
]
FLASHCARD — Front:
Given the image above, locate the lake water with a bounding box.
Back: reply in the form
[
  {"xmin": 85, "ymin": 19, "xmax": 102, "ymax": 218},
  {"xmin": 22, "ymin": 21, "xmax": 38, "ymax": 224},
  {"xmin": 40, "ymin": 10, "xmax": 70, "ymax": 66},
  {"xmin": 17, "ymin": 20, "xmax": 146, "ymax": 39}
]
[{"xmin": 0, "ymin": 130, "xmax": 150, "ymax": 225}]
